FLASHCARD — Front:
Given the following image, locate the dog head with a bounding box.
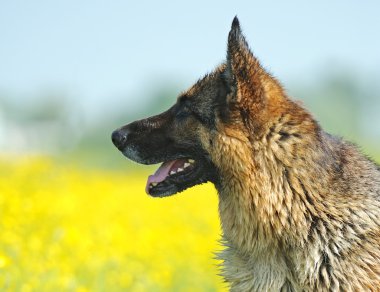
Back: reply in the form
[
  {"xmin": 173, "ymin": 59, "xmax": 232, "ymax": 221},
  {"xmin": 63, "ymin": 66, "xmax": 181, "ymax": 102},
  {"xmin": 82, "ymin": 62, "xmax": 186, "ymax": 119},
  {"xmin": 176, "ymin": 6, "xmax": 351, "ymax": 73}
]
[{"xmin": 112, "ymin": 17, "xmax": 314, "ymax": 197}]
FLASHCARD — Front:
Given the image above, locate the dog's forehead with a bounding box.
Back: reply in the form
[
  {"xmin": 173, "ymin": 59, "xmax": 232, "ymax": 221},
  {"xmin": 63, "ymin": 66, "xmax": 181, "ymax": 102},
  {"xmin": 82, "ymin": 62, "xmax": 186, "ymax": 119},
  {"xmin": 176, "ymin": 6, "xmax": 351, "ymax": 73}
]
[{"xmin": 179, "ymin": 64, "xmax": 226, "ymax": 102}]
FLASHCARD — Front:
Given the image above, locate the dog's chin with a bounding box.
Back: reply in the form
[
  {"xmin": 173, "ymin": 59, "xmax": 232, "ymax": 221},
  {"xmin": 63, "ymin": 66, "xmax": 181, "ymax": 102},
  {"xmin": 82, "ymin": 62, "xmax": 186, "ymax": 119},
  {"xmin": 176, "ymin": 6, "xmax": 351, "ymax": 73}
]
[{"xmin": 147, "ymin": 158, "xmax": 212, "ymax": 198}]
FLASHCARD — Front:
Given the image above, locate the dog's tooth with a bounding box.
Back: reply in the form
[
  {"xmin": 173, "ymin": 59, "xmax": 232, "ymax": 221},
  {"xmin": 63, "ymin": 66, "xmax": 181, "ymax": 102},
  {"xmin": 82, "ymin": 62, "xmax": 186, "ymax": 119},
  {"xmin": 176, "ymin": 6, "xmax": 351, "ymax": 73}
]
[
  {"xmin": 177, "ymin": 168, "xmax": 184, "ymax": 172},
  {"xmin": 170, "ymin": 170, "xmax": 176, "ymax": 175},
  {"xmin": 149, "ymin": 185, "xmax": 153, "ymax": 189},
  {"xmin": 184, "ymin": 162, "xmax": 190, "ymax": 168},
  {"xmin": 188, "ymin": 159, "xmax": 195, "ymax": 164},
  {"xmin": 151, "ymin": 182, "xmax": 158, "ymax": 186}
]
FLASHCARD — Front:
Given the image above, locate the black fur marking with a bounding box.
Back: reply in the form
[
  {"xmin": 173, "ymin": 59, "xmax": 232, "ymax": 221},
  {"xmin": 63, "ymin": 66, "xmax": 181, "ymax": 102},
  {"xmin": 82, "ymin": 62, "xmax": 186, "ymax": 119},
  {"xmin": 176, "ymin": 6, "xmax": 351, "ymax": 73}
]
[
  {"xmin": 215, "ymin": 84, "xmax": 233, "ymax": 124},
  {"xmin": 307, "ymin": 214, "xmax": 319, "ymax": 243},
  {"xmin": 240, "ymin": 108, "xmax": 251, "ymax": 130},
  {"xmin": 318, "ymin": 251, "xmax": 333, "ymax": 286},
  {"xmin": 300, "ymin": 180, "xmax": 314, "ymax": 206},
  {"xmin": 232, "ymin": 16, "xmax": 240, "ymax": 29},
  {"xmin": 279, "ymin": 131, "xmax": 291, "ymax": 141}
]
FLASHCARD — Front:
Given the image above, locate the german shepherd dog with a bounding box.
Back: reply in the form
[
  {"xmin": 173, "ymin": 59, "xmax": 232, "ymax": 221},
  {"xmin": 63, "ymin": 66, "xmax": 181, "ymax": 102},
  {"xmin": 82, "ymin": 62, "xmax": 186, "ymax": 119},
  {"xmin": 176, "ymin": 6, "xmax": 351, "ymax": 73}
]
[{"xmin": 112, "ymin": 17, "xmax": 380, "ymax": 291}]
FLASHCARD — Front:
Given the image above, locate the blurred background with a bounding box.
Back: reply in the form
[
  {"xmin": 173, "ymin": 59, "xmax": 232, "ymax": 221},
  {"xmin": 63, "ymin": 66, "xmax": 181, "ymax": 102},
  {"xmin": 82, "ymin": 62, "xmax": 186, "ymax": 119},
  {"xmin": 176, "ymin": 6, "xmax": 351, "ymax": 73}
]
[{"xmin": 0, "ymin": 1, "xmax": 379, "ymax": 291}]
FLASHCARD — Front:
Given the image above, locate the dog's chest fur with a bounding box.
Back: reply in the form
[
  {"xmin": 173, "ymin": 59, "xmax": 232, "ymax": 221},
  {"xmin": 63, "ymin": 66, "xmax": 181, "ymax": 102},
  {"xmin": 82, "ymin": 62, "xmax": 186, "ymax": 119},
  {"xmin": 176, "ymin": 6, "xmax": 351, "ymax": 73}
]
[
  {"xmin": 217, "ymin": 164, "xmax": 298, "ymax": 291},
  {"xmin": 220, "ymin": 242, "xmax": 293, "ymax": 291},
  {"xmin": 215, "ymin": 140, "xmax": 299, "ymax": 290},
  {"xmin": 213, "ymin": 130, "xmax": 380, "ymax": 291},
  {"xmin": 218, "ymin": 195, "xmax": 297, "ymax": 291}
]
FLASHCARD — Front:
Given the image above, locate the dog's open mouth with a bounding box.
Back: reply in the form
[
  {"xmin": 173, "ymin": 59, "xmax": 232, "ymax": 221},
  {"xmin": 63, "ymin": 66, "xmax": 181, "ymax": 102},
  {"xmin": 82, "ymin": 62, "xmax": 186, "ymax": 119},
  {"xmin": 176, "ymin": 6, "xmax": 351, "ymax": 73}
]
[{"xmin": 146, "ymin": 158, "xmax": 205, "ymax": 197}]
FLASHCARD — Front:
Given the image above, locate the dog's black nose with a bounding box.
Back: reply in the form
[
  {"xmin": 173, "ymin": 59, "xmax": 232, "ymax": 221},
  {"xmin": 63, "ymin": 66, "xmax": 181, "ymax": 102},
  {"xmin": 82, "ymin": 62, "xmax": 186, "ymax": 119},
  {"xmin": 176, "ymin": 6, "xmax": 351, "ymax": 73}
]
[{"xmin": 111, "ymin": 129, "xmax": 128, "ymax": 150}]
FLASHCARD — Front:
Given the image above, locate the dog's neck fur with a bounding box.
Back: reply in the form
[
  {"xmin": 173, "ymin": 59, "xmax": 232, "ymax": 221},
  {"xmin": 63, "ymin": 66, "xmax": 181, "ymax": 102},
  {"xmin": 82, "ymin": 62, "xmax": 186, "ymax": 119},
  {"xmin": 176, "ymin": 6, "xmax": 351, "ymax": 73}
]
[
  {"xmin": 214, "ymin": 88, "xmax": 318, "ymax": 245},
  {"xmin": 211, "ymin": 96, "xmax": 380, "ymax": 289},
  {"xmin": 215, "ymin": 119, "xmax": 312, "ymax": 252},
  {"xmin": 211, "ymin": 113, "xmax": 315, "ymax": 290}
]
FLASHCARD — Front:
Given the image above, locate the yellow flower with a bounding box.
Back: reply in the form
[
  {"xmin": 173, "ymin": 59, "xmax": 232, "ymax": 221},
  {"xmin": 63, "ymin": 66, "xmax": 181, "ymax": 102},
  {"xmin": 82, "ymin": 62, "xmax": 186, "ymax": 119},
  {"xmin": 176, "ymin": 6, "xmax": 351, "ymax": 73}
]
[
  {"xmin": 0, "ymin": 255, "xmax": 9, "ymax": 268},
  {"xmin": 0, "ymin": 156, "xmax": 226, "ymax": 291}
]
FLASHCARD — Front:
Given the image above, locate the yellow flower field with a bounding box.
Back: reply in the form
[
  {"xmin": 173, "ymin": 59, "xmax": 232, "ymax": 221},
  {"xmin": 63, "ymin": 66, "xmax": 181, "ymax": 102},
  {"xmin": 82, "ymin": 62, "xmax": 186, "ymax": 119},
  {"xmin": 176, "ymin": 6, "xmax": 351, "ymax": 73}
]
[{"xmin": 0, "ymin": 156, "xmax": 226, "ymax": 291}]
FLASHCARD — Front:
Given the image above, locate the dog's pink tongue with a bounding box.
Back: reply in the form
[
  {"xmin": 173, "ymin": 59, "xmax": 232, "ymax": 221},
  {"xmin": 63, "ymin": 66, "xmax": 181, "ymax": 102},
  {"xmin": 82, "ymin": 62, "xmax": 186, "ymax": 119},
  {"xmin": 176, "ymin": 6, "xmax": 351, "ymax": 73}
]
[{"xmin": 145, "ymin": 160, "xmax": 177, "ymax": 194}]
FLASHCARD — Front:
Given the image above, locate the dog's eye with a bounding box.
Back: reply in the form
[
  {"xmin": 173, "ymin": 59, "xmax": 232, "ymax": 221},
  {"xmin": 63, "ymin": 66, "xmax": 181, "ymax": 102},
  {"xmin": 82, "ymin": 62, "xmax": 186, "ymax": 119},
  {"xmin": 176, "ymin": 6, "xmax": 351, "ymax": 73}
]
[{"xmin": 175, "ymin": 105, "xmax": 191, "ymax": 120}]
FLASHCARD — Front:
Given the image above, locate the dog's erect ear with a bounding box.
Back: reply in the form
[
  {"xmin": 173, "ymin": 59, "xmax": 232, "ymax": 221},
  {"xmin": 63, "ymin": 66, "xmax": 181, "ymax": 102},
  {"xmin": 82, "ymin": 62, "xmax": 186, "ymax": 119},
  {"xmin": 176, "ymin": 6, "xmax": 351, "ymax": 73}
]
[{"xmin": 224, "ymin": 17, "xmax": 264, "ymax": 104}]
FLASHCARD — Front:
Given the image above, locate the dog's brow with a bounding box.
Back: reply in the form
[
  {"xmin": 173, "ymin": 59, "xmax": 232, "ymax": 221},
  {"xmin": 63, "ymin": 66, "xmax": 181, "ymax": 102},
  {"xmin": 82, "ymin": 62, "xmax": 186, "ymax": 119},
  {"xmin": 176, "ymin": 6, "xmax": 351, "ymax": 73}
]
[{"xmin": 178, "ymin": 95, "xmax": 189, "ymax": 103}]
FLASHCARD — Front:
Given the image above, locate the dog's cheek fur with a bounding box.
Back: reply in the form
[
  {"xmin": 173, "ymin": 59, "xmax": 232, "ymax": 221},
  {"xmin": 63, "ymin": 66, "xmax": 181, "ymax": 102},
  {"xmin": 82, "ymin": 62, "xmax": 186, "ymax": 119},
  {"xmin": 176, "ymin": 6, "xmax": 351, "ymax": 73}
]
[
  {"xmin": 169, "ymin": 117, "xmax": 204, "ymax": 151},
  {"xmin": 199, "ymin": 121, "xmax": 253, "ymax": 186}
]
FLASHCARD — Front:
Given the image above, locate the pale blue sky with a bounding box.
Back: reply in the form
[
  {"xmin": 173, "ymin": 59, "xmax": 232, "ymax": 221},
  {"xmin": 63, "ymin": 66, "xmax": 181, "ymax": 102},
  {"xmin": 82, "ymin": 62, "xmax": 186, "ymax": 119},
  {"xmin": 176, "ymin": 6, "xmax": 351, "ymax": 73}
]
[{"xmin": 1, "ymin": 0, "xmax": 379, "ymax": 120}]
